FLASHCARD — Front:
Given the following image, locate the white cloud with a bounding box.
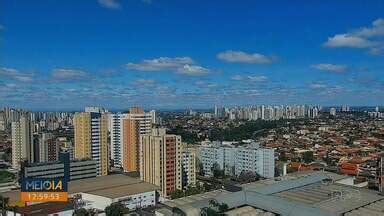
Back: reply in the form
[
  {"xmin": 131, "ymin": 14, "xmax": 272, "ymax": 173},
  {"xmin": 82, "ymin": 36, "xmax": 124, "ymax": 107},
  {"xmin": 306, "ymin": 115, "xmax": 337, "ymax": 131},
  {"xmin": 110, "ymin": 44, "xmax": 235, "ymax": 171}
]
[
  {"xmin": 323, "ymin": 18, "xmax": 384, "ymax": 54},
  {"xmin": 126, "ymin": 57, "xmax": 194, "ymax": 71},
  {"xmin": 126, "ymin": 57, "xmax": 210, "ymax": 76},
  {"xmin": 309, "ymin": 83, "xmax": 327, "ymax": 89},
  {"xmin": 52, "ymin": 69, "xmax": 89, "ymax": 81},
  {"xmin": 310, "ymin": 63, "xmax": 347, "ymax": 73},
  {"xmin": 231, "ymin": 75, "xmax": 243, "ymax": 81},
  {"xmin": 217, "ymin": 50, "xmax": 276, "ymax": 64},
  {"xmin": 0, "ymin": 67, "xmax": 33, "ymax": 82},
  {"xmin": 323, "ymin": 34, "xmax": 374, "ymax": 48},
  {"xmin": 98, "ymin": 0, "xmax": 121, "ymax": 9},
  {"xmin": 354, "ymin": 18, "xmax": 384, "ymax": 38},
  {"xmin": 247, "ymin": 75, "xmax": 268, "ymax": 82},
  {"xmin": 0, "ymin": 68, "xmax": 18, "ymax": 76},
  {"xmin": 133, "ymin": 79, "xmax": 156, "ymax": 87},
  {"xmin": 14, "ymin": 75, "xmax": 33, "ymax": 82},
  {"xmin": 231, "ymin": 74, "xmax": 268, "ymax": 82},
  {"xmin": 176, "ymin": 65, "xmax": 210, "ymax": 76}
]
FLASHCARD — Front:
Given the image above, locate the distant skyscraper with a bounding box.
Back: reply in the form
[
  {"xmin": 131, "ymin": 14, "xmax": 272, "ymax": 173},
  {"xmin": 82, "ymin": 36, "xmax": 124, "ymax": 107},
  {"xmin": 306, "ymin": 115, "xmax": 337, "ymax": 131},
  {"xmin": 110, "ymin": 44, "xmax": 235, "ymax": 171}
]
[
  {"xmin": 11, "ymin": 116, "xmax": 33, "ymax": 169},
  {"xmin": 341, "ymin": 105, "xmax": 350, "ymax": 112},
  {"xmin": 330, "ymin": 108, "xmax": 337, "ymax": 116},
  {"xmin": 74, "ymin": 108, "xmax": 108, "ymax": 176},
  {"xmin": 149, "ymin": 110, "xmax": 157, "ymax": 124},
  {"xmin": 0, "ymin": 111, "xmax": 5, "ymax": 131}
]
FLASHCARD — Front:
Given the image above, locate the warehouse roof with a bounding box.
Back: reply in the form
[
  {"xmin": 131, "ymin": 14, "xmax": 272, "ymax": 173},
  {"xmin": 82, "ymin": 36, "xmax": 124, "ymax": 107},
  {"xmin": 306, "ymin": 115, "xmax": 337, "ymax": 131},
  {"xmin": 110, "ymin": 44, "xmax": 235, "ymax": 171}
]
[
  {"xmin": 165, "ymin": 171, "xmax": 384, "ymax": 216},
  {"xmin": 1, "ymin": 174, "xmax": 159, "ymax": 204}
]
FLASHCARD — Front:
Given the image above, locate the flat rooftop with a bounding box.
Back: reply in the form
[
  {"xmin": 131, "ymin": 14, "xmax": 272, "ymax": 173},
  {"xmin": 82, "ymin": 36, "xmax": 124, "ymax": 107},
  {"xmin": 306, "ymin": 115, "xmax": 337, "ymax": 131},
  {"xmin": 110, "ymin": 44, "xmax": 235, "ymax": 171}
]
[
  {"xmin": 165, "ymin": 171, "xmax": 384, "ymax": 216},
  {"xmin": 226, "ymin": 206, "xmax": 276, "ymax": 216},
  {"xmin": 1, "ymin": 174, "xmax": 159, "ymax": 204},
  {"xmin": 14, "ymin": 202, "xmax": 73, "ymax": 216}
]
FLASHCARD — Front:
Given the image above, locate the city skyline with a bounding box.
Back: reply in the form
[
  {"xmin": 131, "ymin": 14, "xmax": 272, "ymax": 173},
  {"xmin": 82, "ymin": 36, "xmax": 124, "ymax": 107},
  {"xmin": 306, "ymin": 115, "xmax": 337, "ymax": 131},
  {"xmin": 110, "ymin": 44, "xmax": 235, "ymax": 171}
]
[{"xmin": 1, "ymin": 1, "xmax": 384, "ymax": 110}]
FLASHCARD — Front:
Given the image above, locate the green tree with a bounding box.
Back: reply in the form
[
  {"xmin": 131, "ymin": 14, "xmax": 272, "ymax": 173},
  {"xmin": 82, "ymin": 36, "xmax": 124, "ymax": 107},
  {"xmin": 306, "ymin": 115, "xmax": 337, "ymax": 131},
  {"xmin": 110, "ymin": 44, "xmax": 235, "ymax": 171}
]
[
  {"xmin": 185, "ymin": 186, "xmax": 203, "ymax": 196},
  {"xmin": 200, "ymin": 200, "xmax": 228, "ymax": 215},
  {"xmin": 73, "ymin": 208, "xmax": 89, "ymax": 216},
  {"xmin": 104, "ymin": 202, "xmax": 129, "ymax": 216},
  {"xmin": 0, "ymin": 170, "xmax": 15, "ymax": 184},
  {"xmin": 170, "ymin": 189, "xmax": 185, "ymax": 199},
  {"xmin": 196, "ymin": 157, "xmax": 204, "ymax": 176},
  {"xmin": 1, "ymin": 148, "xmax": 11, "ymax": 163},
  {"xmin": 218, "ymin": 203, "xmax": 229, "ymax": 213},
  {"xmin": 211, "ymin": 163, "xmax": 223, "ymax": 179},
  {"xmin": 169, "ymin": 126, "xmax": 200, "ymax": 144},
  {"xmin": 302, "ymin": 151, "xmax": 314, "ymax": 163},
  {"xmin": 235, "ymin": 171, "xmax": 260, "ymax": 183},
  {"xmin": 0, "ymin": 195, "xmax": 10, "ymax": 216}
]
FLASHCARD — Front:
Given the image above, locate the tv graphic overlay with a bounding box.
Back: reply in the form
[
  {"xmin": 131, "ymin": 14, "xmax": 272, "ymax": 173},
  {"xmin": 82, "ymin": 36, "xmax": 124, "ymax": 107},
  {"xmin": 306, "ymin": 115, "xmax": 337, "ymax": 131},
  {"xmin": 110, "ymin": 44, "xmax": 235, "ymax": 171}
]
[{"xmin": 20, "ymin": 178, "xmax": 68, "ymax": 202}]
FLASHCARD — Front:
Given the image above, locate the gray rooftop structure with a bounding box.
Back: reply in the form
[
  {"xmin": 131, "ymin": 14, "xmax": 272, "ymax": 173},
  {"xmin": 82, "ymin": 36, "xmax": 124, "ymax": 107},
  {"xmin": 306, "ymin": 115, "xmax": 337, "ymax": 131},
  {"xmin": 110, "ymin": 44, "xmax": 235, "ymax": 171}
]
[{"xmin": 163, "ymin": 171, "xmax": 384, "ymax": 216}]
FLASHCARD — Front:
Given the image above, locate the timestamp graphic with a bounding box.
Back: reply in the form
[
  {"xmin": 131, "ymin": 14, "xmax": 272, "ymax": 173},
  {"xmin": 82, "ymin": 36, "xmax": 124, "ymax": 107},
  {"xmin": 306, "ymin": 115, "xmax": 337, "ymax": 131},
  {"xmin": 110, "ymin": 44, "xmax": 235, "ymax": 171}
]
[{"xmin": 20, "ymin": 192, "xmax": 68, "ymax": 202}]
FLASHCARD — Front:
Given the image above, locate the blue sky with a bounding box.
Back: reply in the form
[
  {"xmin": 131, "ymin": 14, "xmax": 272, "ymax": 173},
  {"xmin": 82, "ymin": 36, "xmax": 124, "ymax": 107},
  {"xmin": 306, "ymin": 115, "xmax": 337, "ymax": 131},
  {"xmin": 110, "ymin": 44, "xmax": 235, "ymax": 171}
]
[{"xmin": 0, "ymin": 0, "xmax": 384, "ymax": 110}]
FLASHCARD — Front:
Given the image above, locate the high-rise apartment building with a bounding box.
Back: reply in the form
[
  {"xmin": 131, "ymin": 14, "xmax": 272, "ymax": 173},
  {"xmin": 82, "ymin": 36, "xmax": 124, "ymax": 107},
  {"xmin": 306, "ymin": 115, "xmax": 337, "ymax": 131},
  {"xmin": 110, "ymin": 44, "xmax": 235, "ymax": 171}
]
[
  {"xmin": 0, "ymin": 111, "xmax": 5, "ymax": 131},
  {"xmin": 122, "ymin": 117, "xmax": 140, "ymax": 172},
  {"xmin": 181, "ymin": 147, "xmax": 196, "ymax": 189},
  {"xmin": 140, "ymin": 128, "xmax": 183, "ymax": 197},
  {"xmin": 109, "ymin": 107, "xmax": 154, "ymax": 172},
  {"xmin": 74, "ymin": 108, "xmax": 108, "ymax": 176},
  {"xmin": 330, "ymin": 108, "xmax": 337, "ymax": 116},
  {"xmin": 128, "ymin": 107, "xmax": 152, "ymax": 135},
  {"xmin": 11, "ymin": 116, "xmax": 33, "ymax": 169},
  {"xmin": 38, "ymin": 132, "xmax": 58, "ymax": 162},
  {"xmin": 109, "ymin": 113, "xmax": 124, "ymax": 168}
]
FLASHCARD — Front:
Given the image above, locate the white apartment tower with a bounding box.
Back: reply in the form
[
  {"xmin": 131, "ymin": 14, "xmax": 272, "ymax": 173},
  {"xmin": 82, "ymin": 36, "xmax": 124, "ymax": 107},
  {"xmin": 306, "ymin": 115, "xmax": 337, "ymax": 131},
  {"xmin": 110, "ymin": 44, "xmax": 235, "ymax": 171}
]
[
  {"xmin": 109, "ymin": 107, "xmax": 154, "ymax": 169},
  {"xmin": 109, "ymin": 113, "xmax": 124, "ymax": 168},
  {"xmin": 12, "ymin": 116, "xmax": 33, "ymax": 169}
]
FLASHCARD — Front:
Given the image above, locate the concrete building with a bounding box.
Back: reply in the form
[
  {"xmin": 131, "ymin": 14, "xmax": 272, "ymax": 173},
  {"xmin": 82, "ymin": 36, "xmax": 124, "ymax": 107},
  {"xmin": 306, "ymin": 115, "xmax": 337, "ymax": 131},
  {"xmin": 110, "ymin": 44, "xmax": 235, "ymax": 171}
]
[
  {"xmin": 74, "ymin": 108, "xmax": 108, "ymax": 176},
  {"xmin": 199, "ymin": 142, "xmax": 275, "ymax": 178},
  {"xmin": 330, "ymin": 107, "xmax": 337, "ymax": 116},
  {"xmin": 181, "ymin": 147, "xmax": 196, "ymax": 189},
  {"xmin": 235, "ymin": 146, "xmax": 275, "ymax": 178},
  {"xmin": 11, "ymin": 116, "xmax": 33, "ymax": 169},
  {"xmin": 140, "ymin": 128, "xmax": 183, "ymax": 197},
  {"xmin": 2, "ymin": 175, "xmax": 158, "ymax": 213},
  {"xmin": 109, "ymin": 107, "xmax": 153, "ymax": 172},
  {"xmin": 0, "ymin": 111, "xmax": 5, "ymax": 131},
  {"xmin": 122, "ymin": 117, "xmax": 140, "ymax": 172},
  {"xmin": 38, "ymin": 132, "xmax": 58, "ymax": 163},
  {"xmin": 21, "ymin": 152, "xmax": 97, "ymax": 181},
  {"xmin": 70, "ymin": 175, "xmax": 159, "ymax": 211},
  {"xmin": 109, "ymin": 113, "xmax": 124, "ymax": 168}
]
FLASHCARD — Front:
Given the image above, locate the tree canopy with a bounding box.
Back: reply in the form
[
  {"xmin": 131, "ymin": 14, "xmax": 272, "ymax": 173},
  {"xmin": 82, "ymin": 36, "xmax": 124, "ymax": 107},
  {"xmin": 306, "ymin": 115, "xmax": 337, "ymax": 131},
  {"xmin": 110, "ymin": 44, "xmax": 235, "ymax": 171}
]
[
  {"xmin": 201, "ymin": 200, "xmax": 229, "ymax": 216},
  {"xmin": 104, "ymin": 202, "xmax": 129, "ymax": 216},
  {"xmin": 302, "ymin": 151, "xmax": 314, "ymax": 163}
]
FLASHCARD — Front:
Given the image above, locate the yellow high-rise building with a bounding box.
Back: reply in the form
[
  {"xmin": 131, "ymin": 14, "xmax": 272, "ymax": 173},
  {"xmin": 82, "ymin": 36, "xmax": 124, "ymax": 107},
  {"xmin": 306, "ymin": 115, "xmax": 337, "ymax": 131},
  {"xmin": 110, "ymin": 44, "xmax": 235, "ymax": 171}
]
[
  {"xmin": 74, "ymin": 110, "xmax": 108, "ymax": 176},
  {"xmin": 140, "ymin": 128, "xmax": 183, "ymax": 197}
]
